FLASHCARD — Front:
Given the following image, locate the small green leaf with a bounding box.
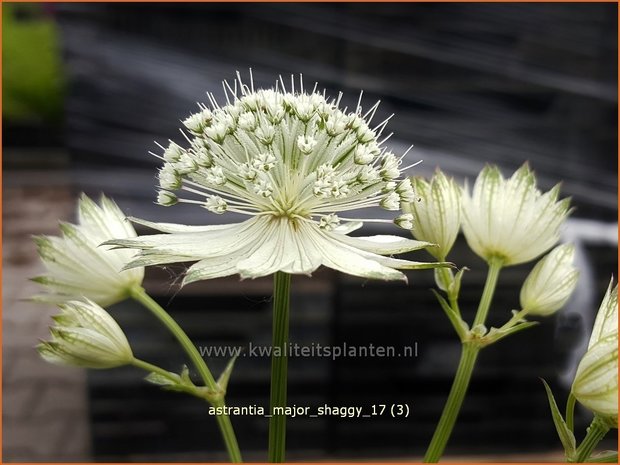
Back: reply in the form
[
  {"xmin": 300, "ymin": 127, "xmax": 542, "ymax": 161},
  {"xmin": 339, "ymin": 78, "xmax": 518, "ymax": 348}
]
[
  {"xmin": 486, "ymin": 321, "xmax": 539, "ymax": 345},
  {"xmin": 587, "ymin": 451, "xmax": 618, "ymax": 462},
  {"xmin": 145, "ymin": 371, "xmax": 181, "ymax": 387},
  {"xmin": 431, "ymin": 289, "xmax": 468, "ymax": 341},
  {"xmin": 542, "ymin": 379, "xmax": 576, "ymax": 459},
  {"xmin": 217, "ymin": 355, "xmax": 239, "ymax": 393},
  {"xmin": 448, "ymin": 267, "xmax": 468, "ymax": 300},
  {"xmin": 434, "ymin": 268, "xmax": 452, "ymax": 292},
  {"xmin": 180, "ymin": 365, "xmax": 192, "ymax": 385}
]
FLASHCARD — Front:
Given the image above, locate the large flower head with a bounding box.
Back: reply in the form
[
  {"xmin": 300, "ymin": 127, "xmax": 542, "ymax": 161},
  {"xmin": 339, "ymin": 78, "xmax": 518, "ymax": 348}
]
[
  {"xmin": 461, "ymin": 163, "xmax": 571, "ymax": 266},
  {"xmin": 32, "ymin": 194, "xmax": 144, "ymax": 306},
  {"xmin": 38, "ymin": 299, "xmax": 134, "ymax": 369},
  {"xmin": 109, "ymin": 74, "xmax": 444, "ymax": 282},
  {"xmin": 572, "ymin": 279, "xmax": 618, "ymax": 421}
]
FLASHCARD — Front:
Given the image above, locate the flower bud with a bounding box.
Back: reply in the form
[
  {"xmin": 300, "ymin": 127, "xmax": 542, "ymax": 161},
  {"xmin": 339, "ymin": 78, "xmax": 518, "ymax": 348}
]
[
  {"xmin": 37, "ymin": 299, "xmax": 134, "ymax": 369},
  {"xmin": 402, "ymin": 170, "xmax": 461, "ymax": 260},
  {"xmin": 572, "ymin": 280, "xmax": 618, "ymax": 420},
  {"xmin": 32, "ymin": 194, "xmax": 144, "ymax": 307},
  {"xmin": 520, "ymin": 244, "xmax": 579, "ymax": 316}
]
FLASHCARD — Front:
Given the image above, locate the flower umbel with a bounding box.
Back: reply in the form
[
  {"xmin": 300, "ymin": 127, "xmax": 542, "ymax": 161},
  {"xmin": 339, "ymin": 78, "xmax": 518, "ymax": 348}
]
[
  {"xmin": 572, "ymin": 279, "xmax": 618, "ymax": 420},
  {"xmin": 37, "ymin": 299, "xmax": 134, "ymax": 369},
  {"xmin": 402, "ymin": 170, "xmax": 461, "ymax": 260},
  {"xmin": 109, "ymin": 74, "xmax": 445, "ymax": 282},
  {"xmin": 461, "ymin": 163, "xmax": 571, "ymax": 266},
  {"xmin": 32, "ymin": 194, "xmax": 144, "ymax": 306},
  {"xmin": 520, "ymin": 244, "xmax": 579, "ymax": 316}
]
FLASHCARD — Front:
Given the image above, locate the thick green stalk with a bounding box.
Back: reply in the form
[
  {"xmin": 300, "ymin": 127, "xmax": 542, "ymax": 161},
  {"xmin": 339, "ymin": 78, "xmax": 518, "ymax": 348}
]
[
  {"xmin": 424, "ymin": 256, "xmax": 503, "ymax": 462},
  {"xmin": 566, "ymin": 392, "xmax": 577, "ymax": 433},
  {"xmin": 574, "ymin": 416, "xmax": 610, "ymax": 463},
  {"xmin": 129, "ymin": 286, "xmax": 242, "ymax": 463},
  {"xmin": 472, "ymin": 256, "xmax": 504, "ymax": 327},
  {"xmin": 268, "ymin": 272, "xmax": 292, "ymax": 463},
  {"xmin": 132, "ymin": 357, "xmax": 179, "ymax": 382},
  {"xmin": 423, "ymin": 343, "xmax": 480, "ymax": 462}
]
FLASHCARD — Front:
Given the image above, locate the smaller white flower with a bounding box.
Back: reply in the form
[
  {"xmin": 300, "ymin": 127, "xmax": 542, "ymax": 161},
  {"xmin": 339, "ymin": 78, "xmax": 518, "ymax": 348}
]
[
  {"xmin": 402, "ymin": 170, "xmax": 461, "ymax": 259},
  {"xmin": 37, "ymin": 299, "xmax": 134, "ymax": 369},
  {"xmin": 157, "ymin": 190, "xmax": 178, "ymax": 207},
  {"xmin": 394, "ymin": 213, "xmax": 414, "ymax": 230},
  {"xmin": 205, "ymin": 166, "xmax": 226, "ymax": 185},
  {"xmin": 319, "ymin": 214, "xmax": 340, "ymax": 231},
  {"xmin": 174, "ymin": 152, "xmax": 199, "ymax": 175},
  {"xmin": 380, "ymin": 153, "xmax": 400, "ymax": 181},
  {"xmin": 194, "ymin": 148, "xmax": 213, "ymax": 168},
  {"xmin": 158, "ymin": 165, "xmax": 181, "ymax": 190},
  {"xmin": 325, "ymin": 114, "xmax": 347, "ymax": 136},
  {"xmin": 253, "ymin": 178, "xmax": 274, "ymax": 198},
  {"xmin": 238, "ymin": 111, "xmax": 258, "ymax": 131},
  {"xmin": 297, "ymin": 135, "xmax": 317, "ymax": 155},
  {"xmin": 182, "ymin": 108, "xmax": 213, "ymax": 134},
  {"xmin": 380, "ymin": 192, "xmax": 400, "ymax": 211},
  {"xmin": 396, "ymin": 178, "xmax": 416, "ymax": 202},
  {"xmin": 253, "ymin": 152, "xmax": 277, "ymax": 172},
  {"xmin": 255, "ymin": 123, "xmax": 276, "ymax": 145},
  {"xmin": 32, "ymin": 194, "xmax": 144, "ymax": 307},
  {"xmin": 204, "ymin": 195, "xmax": 228, "ymax": 214},
  {"xmin": 572, "ymin": 279, "xmax": 618, "ymax": 420},
  {"xmin": 461, "ymin": 163, "xmax": 571, "ymax": 266},
  {"xmin": 357, "ymin": 165, "xmax": 380, "ymax": 183},
  {"xmin": 354, "ymin": 144, "xmax": 375, "ymax": 165},
  {"xmin": 163, "ymin": 141, "xmax": 184, "ymax": 162},
  {"xmin": 520, "ymin": 244, "xmax": 579, "ymax": 316}
]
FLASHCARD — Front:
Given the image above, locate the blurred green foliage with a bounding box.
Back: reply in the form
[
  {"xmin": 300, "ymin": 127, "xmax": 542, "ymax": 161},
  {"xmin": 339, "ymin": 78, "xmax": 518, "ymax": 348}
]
[{"xmin": 3, "ymin": 3, "xmax": 65, "ymax": 123}]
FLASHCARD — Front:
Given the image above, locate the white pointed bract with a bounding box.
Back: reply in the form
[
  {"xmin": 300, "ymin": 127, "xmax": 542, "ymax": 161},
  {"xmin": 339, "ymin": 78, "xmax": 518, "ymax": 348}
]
[
  {"xmin": 402, "ymin": 170, "xmax": 461, "ymax": 259},
  {"xmin": 108, "ymin": 74, "xmax": 446, "ymax": 282},
  {"xmin": 519, "ymin": 244, "xmax": 579, "ymax": 316},
  {"xmin": 461, "ymin": 164, "xmax": 571, "ymax": 266},
  {"xmin": 32, "ymin": 194, "xmax": 144, "ymax": 307},
  {"xmin": 572, "ymin": 280, "xmax": 618, "ymax": 420},
  {"xmin": 37, "ymin": 299, "xmax": 134, "ymax": 369}
]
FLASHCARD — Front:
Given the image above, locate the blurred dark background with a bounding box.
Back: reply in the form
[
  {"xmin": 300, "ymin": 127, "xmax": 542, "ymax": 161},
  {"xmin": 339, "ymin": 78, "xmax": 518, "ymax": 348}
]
[{"xmin": 3, "ymin": 2, "xmax": 617, "ymax": 462}]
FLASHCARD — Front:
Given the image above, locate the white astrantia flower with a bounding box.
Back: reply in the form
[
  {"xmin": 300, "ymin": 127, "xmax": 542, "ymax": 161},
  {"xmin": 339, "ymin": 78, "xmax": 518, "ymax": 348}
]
[
  {"xmin": 108, "ymin": 73, "xmax": 447, "ymax": 283},
  {"xmin": 572, "ymin": 279, "xmax": 618, "ymax": 420},
  {"xmin": 519, "ymin": 244, "xmax": 579, "ymax": 316},
  {"xmin": 32, "ymin": 194, "xmax": 144, "ymax": 307},
  {"xmin": 37, "ymin": 299, "xmax": 134, "ymax": 369},
  {"xmin": 461, "ymin": 163, "xmax": 571, "ymax": 266},
  {"xmin": 402, "ymin": 170, "xmax": 461, "ymax": 260}
]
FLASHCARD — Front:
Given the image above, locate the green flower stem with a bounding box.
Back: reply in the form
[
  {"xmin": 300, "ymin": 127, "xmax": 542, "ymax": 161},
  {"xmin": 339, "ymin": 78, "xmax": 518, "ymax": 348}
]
[
  {"xmin": 268, "ymin": 272, "xmax": 292, "ymax": 463},
  {"xmin": 566, "ymin": 392, "xmax": 576, "ymax": 433},
  {"xmin": 473, "ymin": 256, "xmax": 504, "ymax": 327},
  {"xmin": 574, "ymin": 416, "xmax": 610, "ymax": 463},
  {"xmin": 424, "ymin": 256, "xmax": 503, "ymax": 463},
  {"xmin": 132, "ymin": 357, "xmax": 179, "ymax": 382},
  {"xmin": 129, "ymin": 286, "xmax": 242, "ymax": 463},
  {"xmin": 214, "ymin": 406, "xmax": 243, "ymax": 464},
  {"xmin": 423, "ymin": 343, "xmax": 480, "ymax": 462}
]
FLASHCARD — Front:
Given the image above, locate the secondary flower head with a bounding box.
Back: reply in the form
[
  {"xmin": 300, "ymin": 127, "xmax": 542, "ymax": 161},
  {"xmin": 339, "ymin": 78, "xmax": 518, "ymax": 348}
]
[
  {"xmin": 402, "ymin": 170, "xmax": 461, "ymax": 259},
  {"xmin": 572, "ymin": 279, "xmax": 618, "ymax": 421},
  {"xmin": 461, "ymin": 163, "xmax": 571, "ymax": 266},
  {"xmin": 32, "ymin": 194, "xmax": 144, "ymax": 307},
  {"xmin": 109, "ymin": 73, "xmax": 444, "ymax": 282},
  {"xmin": 519, "ymin": 244, "xmax": 579, "ymax": 316},
  {"xmin": 37, "ymin": 299, "xmax": 134, "ymax": 369}
]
